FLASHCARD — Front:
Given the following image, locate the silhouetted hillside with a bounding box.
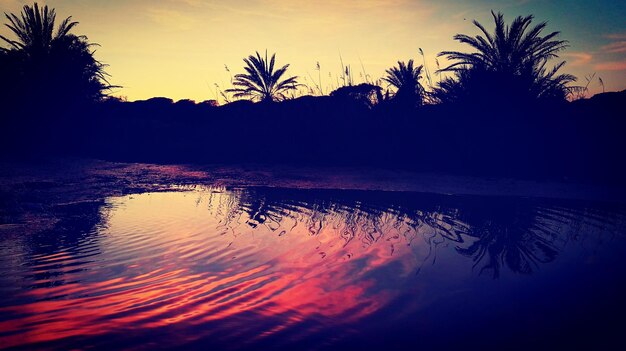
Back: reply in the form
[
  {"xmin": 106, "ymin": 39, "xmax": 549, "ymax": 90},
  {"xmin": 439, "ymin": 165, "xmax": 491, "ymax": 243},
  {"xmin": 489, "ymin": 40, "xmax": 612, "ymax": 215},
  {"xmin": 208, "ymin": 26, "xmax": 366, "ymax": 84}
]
[{"xmin": 3, "ymin": 90, "xmax": 625, "ymax": 184}]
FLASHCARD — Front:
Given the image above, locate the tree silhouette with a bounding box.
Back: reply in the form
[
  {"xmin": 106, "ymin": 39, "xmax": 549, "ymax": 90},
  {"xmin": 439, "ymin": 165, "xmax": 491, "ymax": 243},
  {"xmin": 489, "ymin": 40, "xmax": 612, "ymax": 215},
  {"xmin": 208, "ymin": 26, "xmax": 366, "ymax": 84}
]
[
  {"xmin": 226, "ymin": 51, "xmax": 299, "ymax": 102},
  {"xmin": 430, "ymin": 69, "xmax": 472, "ymax": 105},
  {"xmin": 1, "ymin": 3, "xmax": 76, "ymax": 57},
  {"xmin": 527, "ymin": 60, "xmax": 577, "ymax": 101},
  {"xmin": 382, "ymin": 59, "xmax": 425, "ymax": 107},
  {"xmin": 0, "ymin": 2, "xmax": 112, "ymax": 104},
  {"xmin": 436, "ymin": 11, "xmax": 575, "ymax": 103},
  {"xmin": 330, "ymin": 83, "xmax": 383, "ymax": 109}
]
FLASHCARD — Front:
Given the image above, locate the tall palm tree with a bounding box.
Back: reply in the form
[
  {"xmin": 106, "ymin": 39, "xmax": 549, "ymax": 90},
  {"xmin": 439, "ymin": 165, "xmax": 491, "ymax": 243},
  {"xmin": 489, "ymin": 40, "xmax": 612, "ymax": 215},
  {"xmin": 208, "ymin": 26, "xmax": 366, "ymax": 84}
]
[
  {"xmin": 1, "ymin": 3, "xmax": 77, "ymax": 57},
  {"xmin": 1, "ymin": 3, "xmax": 112, "ymax": 102},
  {"xmin": 437, "ymin": 11, "xmax": 575, "ymax": 102},
  {"xmin": 226, "ymin": 51, "xmax": 299, "ymax": 102},
  {"xmin": 439, "ymin": 11, "xmax": 568, "ymax": 75},
  {"xmin": 382, "ymin": 59, "xmax": 425, "ymax": 107}
]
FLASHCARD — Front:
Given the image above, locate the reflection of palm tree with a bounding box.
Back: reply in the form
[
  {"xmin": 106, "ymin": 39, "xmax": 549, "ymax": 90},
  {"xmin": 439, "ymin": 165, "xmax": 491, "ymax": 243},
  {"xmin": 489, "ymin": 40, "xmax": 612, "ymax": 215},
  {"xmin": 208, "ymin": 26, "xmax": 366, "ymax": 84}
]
[
  {"xmin": 217, "ymin": 187, "xmax": 574, "ymax": 280},
  {"xmin": 436, "ymin": 11, "xmax": 575, "ymax": 102},
  {"xmin": 226, "ymin": 51, "xmax": 299, "ymax": 102},
  {"xmin": 455, "ymin": 204, "xmax": 560, "ymax": 278},
  {"xmin": 1, "ymin": 3, "xmax": 112, "ymax": 102},
  {"xmin": 382, "ymin": 60, "xmax": 425, "ymax": 107}
]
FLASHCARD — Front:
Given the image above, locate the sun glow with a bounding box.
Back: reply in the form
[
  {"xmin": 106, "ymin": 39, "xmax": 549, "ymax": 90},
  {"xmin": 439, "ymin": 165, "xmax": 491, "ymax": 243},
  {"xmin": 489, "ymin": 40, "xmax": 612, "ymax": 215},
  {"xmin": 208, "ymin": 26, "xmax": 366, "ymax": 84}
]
[{"xmin": 0, "ymin": 0, "xmax": 624, "ymax": 100}]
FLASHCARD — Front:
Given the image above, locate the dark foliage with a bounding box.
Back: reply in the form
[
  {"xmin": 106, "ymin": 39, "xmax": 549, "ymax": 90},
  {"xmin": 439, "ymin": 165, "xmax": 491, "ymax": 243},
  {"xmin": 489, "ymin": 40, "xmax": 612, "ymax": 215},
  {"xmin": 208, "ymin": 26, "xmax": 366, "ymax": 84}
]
[
  {"xmin": 0, "ymin": 3, "xmax": 113, "ymax": 106},
  {"xmin": 435, "ymin": 11, "xmax": 576, "ymax": 104},
  {"xmin": 1, "ymin": 3, "xmax": 115, "ymax": 155},
  {"xmin": 2, "ymin": 7, "xmax": 624, "ymax": 186},
  {"xmin": 329, "ymin": 83, "xmax": 383, "ymax": 109},
  {"xmin": 382, "ymin": 59, "xmax": 425, "ymax": 108},
  {"xmin": 27, "ymin": 89, "xmax": 616, "ymax": 185}
]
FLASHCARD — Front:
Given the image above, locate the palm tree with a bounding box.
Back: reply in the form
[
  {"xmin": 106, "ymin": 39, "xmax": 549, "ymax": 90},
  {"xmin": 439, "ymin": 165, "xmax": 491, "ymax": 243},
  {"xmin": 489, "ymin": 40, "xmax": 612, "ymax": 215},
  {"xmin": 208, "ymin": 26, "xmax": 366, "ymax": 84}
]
[
  {"xmin": 437, "ymin": 11, "xmax": 575, "ymax": 102},
  {"xmin": 1, "ymin": 3, "xmax": 77, "ymax": 57},
  {"xmin": 527, "ymin": 60, "xmax": 577, "ymax": 101},
  {"xmin": 226, "ymin": 51, "xmax": 299, "ymax": 102},
  {"xmin": 430, "ymin": 68, "xmax": 473, "ymax": 104},
  {"xmin": 439, "ymin": 11, "xmax": 568, "ymax": 75},
  {"xmin": 0, "ymin": 2, "xmax": 112, "ymax": 103},
  {"xmin": 382, "ymin": 59, "xmax": 425, "ymax": 107}
]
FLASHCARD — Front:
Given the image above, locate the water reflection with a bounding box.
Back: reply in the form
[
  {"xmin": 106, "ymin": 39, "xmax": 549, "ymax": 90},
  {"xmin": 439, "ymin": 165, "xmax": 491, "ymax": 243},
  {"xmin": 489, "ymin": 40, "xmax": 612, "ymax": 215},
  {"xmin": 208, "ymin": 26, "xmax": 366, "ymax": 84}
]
[{"xmin": 0, "ymin": 186, "xmax": 625, "ymax": 350}]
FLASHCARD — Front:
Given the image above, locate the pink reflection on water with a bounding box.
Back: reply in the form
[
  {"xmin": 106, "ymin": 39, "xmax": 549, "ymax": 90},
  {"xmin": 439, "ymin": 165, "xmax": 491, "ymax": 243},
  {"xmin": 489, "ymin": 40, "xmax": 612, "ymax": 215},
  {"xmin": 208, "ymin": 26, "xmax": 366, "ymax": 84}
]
[{"xmin": 0, "ymin": 189, "xmax": 444, "ymax": 349}]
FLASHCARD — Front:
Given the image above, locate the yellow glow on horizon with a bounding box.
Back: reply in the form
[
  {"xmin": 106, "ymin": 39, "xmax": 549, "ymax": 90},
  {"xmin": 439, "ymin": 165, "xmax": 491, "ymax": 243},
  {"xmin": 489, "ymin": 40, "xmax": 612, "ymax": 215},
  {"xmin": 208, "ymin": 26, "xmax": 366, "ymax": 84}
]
[{"xmin": 1, "ymin": 0, "xmax": 624, "ymax": 102}]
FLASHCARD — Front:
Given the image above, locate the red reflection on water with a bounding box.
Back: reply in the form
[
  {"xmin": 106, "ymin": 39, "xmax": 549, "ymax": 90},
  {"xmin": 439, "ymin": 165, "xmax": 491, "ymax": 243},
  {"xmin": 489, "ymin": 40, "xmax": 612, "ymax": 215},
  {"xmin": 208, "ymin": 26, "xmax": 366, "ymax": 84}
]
[
  {"xmin": 0, "ymin": 190, "xmax": 427, "ymax": 349},
  {"xmin": 0, "ymin": 265, "xmax": 398, "ymax": 347}
]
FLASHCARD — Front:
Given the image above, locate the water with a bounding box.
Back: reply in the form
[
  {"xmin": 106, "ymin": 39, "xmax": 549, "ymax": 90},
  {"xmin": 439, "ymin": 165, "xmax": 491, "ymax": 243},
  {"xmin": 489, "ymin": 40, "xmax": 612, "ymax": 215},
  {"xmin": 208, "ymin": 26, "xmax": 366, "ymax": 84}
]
[{"xmin": 1, "ymin": 186, "xmax": 625, "ymax": 350}]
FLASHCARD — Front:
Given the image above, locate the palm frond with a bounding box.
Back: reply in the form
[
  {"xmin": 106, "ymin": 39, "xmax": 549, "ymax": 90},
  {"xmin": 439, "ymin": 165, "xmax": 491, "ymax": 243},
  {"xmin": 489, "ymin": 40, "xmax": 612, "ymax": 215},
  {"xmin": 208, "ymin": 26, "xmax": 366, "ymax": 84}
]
[
  {"xmin": 226, "ymin": 50, "xmax": 299, "ymax": 102},
  {"xmin": 382, "ymin": 59, "xmax": 425, "ymax": 106},
  {"xmin": 436, "ymin": 10, "xmax": 575, "ymax": 102},
  {"xmin": 1, "ymin": 3, "xmax": 114, "ymax": 101}
]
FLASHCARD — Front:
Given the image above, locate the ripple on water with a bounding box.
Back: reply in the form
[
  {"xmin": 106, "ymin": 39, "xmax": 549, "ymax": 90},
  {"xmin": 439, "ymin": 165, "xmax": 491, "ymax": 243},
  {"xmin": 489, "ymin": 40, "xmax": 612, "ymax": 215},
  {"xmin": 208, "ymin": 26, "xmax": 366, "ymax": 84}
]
[{"xmin": 0, "ymin": 187, "xmax": 625, "ymax": 350}]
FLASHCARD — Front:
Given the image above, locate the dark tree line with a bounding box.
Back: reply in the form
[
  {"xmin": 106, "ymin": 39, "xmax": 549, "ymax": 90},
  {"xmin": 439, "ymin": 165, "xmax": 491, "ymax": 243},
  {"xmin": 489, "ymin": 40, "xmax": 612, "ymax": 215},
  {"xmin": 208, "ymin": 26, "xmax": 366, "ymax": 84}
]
[
  {"xmin": 5, "ymin": 3, "xmax": 624, "ymax": 185},
  {"xmin": 1, "ymin": 4, "xmax": 577, "ymax": 111},
  {"xmin": 221, "ymin": 11, "xmax": 576, "ymax": 108}
]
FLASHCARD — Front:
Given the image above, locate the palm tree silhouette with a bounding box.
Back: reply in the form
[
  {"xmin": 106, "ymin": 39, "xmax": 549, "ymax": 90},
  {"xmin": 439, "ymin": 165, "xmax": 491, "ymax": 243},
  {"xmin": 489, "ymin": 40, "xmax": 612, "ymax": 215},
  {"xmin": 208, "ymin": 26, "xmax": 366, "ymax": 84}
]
[
  {"xmin": 382, "ymin": 59, "xmax": 425, "ymax": 107},
  {"xmin": 226, "ymin": 51, "xmax": 299, "ymax": 102},
  {"xmin": 1, "ymin": 2, "xmax": 112, "ymax": 103},
  {"xmin": 430, "ymin": 69, "xmax": 472, "ymax": 104},
  {"xmin": 1, "ymin": 3, "xmax": 76, "ymax": 57},
  {"xmin": 437, "ymin": 11, "xmax": 575, "ymax": 102},
  {"xmin": 527, "ymin": 60, "xmax": 576, "ymax": 101}
]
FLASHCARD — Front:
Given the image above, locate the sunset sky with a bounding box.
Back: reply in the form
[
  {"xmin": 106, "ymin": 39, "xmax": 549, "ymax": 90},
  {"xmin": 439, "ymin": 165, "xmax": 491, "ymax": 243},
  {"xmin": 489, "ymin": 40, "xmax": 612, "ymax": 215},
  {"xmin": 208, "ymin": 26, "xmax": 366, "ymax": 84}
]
[{"xmin": 1, "ymin": 0, "xmax": 625, "ymax": 102}]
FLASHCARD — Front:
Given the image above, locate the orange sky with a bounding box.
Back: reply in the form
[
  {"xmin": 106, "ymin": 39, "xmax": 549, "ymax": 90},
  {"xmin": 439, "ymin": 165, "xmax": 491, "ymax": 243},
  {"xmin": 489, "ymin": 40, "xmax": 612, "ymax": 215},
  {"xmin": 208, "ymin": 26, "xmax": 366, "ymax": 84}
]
[{"xmin": 1, "ymin": 0, "xmax": 625, "ymax": 102}]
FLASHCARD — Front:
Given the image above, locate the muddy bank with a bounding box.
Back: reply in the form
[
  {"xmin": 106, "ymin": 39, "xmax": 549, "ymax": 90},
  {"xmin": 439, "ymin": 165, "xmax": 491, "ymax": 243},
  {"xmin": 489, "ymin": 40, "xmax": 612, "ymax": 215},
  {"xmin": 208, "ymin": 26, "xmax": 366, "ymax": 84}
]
[{"xmin": 2, "ymin": 158, "xmax": 625, "ymax": 236}]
